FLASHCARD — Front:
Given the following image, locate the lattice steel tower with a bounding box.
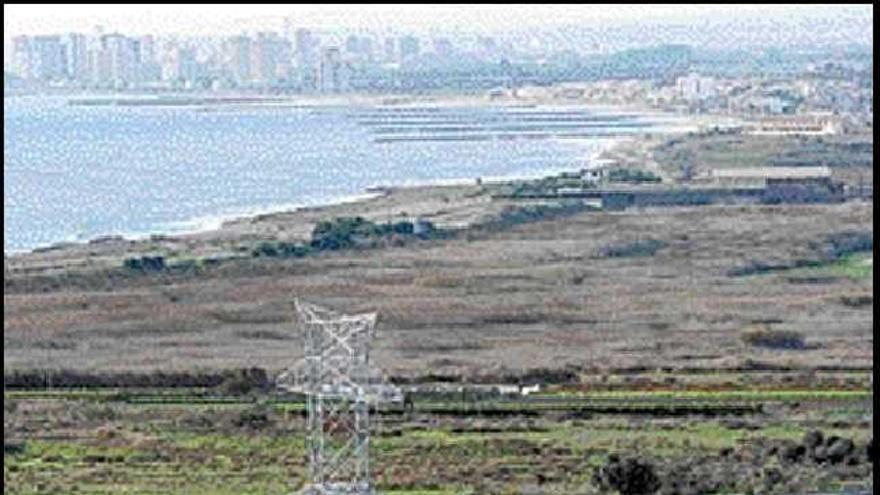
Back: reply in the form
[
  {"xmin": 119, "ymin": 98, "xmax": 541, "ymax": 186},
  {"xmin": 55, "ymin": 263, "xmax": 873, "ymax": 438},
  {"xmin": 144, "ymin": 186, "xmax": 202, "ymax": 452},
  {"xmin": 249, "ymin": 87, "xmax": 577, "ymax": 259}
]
[{"xmin": 278, "ymin": 300, "xmax": 400, "ymax": 495}]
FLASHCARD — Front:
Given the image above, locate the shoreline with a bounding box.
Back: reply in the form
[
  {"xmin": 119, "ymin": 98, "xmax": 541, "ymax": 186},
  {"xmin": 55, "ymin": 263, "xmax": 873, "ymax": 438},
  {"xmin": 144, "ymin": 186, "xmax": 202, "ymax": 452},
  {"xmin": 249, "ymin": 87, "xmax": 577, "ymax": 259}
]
[
  {"xmin": 3, "ymin": 100, "xmax": 702, "ymax": 261},
  {"xmin": 4, "ymin": 137, "xmax": 626, "ymax": 259},
  {"xmin": 5, "ymin": 190, "xmax": 391, "ymax": 257},
  {"xmin": 3, "ymin": 165, "xmax": 591, "ymax": 258}
]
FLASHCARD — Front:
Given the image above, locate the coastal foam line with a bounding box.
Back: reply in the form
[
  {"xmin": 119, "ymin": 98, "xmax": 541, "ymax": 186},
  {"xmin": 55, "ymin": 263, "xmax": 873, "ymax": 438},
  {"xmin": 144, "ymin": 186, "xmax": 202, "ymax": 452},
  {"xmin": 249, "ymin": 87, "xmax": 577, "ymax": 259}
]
[
  {"xmin": 5, "ymin": 192, "xmax": 384, "ymax": 256},
  {"xmin": 373, "ymin": 131, "xmax": 640, "ymax": 143},
  {"xmin": 352, "ymin": 111, "xmax": 632, "ymax": 121},
  {"xmin": 367, "ymin": 122, "xmax": 652, "ymax": 134},
  {"xmin": 355, "ymin": 115, "xmax": 637, "ymax": 125}
]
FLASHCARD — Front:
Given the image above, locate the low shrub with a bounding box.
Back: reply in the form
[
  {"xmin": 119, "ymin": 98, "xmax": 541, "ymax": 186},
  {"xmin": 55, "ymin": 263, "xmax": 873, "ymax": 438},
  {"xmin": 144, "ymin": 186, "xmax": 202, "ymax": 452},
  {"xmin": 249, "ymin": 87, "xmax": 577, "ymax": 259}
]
[
  {"xmin": 601, "ymin": 239, "xmax": 667, "ymax": 258},
  {"xmin": 252, "ymin": 241, "xmax": 313, "ymax": 258},
  {"xmin": 235, "ymin": 404, "xmax": 273, "ymax": 429},
  {"xmin": 824, "ymin": 231, "xmax": 873, "ymax": 259},
  {"xmin": 217, "ymin": 367, "xmax": 271, "ymax": 396},
  {"xmin": 168, "ymin": 258, "xmax": 203, "ymax": 272},
  {"xmin": 480, "ymin": 202, "xmax": 589, "ymax": 232},
  {"xmin": 122, "ymin": 255, "xmax": 165, "ymax": 271},
  {"xmin": 727, "ymin": 259, "xmax": 822, "ymax": 277},
  {"xmin": 80, "ymin": 403, "xmax": 121, "ymax": 421},
  {"xmin": 838, "ymin": 294, "xmax": 872, "ymax": 307},
  {"xmin": 593, "ymin": 455, "xmax": 661, "ymax": 495},
  {"xmin": 740, "ymin": 324, "xmax": 806, "ymax": 350},
  {"xmin": 3, "ymin": 368, "xmax": 264, "ymax": 389},
  {"xmin": 4, "ymin": 441, "xmax": 27, "ymax": 455}
]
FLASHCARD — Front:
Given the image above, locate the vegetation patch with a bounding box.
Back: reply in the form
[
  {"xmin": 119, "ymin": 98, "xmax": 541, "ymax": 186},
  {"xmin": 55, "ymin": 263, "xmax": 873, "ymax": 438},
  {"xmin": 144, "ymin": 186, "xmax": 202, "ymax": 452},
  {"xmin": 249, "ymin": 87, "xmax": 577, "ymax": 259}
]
[
  {"xmin": 475, "ymin": 201, "xmax": 592, "ymax": 233},
  {"xmin": 217, "ymin": 368, "xmax": 271, "ymax": 396},
  {"xmin": 250, "ymin": 217, "xmax": 443, "ymax": 260},
  {"xmin": 607, "ymin": 168, "xmax": 661, "ymax": 184},
  {"xmin": 252, "ymin": 240, "xmax": 313, "ymax": 258},
  {"xmin": 837, "ymin": 293, "xmax": 872, "ymax": 308},
  {"xmin": 122, "ymin": 255, "xmax": 166, "ymax": 271},
  {"xmin": 593, "ymin": 455, "xmax": 661, "ymax": 495},
  {"xmin": 507, "ymin": 172, "xmax": 593, "ymax": 197},
  {"xmin": 823, "ymin": 231, "xmax": 873, "ymax": 259},
  {"xmin": 233, "ymin": 329, "xmax": 293, "ymax": 341},
  {"xmin": 3, "ymin": 368, "xmax": 271, "ymax": 390},
  {"xmin": 600, "ymin": 239, "xmax": 667, "ymax": 258},
  {"xmin": 728, "ymin": 231, "xmax": 872, "ymax": 278},
  {"xmin": 740, "ymin": 325, "xmax": 806, "ymax": 350}
]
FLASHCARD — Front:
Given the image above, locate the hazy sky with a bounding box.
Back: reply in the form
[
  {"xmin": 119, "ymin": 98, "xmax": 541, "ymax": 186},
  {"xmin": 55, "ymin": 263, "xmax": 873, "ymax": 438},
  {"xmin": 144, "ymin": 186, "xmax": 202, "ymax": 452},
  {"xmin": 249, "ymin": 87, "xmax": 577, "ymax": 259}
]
[{"xmin": 4, "ymin": 4, "xmax": 873, "ymax": 38}]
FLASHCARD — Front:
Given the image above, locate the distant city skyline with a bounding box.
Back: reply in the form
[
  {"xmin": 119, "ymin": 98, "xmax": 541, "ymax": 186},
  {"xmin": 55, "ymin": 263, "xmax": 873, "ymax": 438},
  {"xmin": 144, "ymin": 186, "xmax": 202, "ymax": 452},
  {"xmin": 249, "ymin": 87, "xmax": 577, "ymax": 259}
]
[{"xmin": 4, "ymin": 3, "xmax": 873, "ymax": 95}]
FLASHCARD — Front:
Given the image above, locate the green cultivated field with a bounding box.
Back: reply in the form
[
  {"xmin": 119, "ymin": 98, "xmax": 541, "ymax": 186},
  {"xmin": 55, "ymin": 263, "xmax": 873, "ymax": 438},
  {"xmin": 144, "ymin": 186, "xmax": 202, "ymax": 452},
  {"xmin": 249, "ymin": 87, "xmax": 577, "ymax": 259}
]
[{"xmin": 4, "ymin": 382, "xmax": 874, "ymax": 494}]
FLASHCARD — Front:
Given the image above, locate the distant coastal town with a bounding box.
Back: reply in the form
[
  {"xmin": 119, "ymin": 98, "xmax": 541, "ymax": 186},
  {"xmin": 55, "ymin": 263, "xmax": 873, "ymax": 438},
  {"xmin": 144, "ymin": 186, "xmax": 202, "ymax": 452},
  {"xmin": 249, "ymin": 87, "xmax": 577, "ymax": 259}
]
[{"xmin": 5, "ymin": 22, "xmax": 873, "ymax": 131}]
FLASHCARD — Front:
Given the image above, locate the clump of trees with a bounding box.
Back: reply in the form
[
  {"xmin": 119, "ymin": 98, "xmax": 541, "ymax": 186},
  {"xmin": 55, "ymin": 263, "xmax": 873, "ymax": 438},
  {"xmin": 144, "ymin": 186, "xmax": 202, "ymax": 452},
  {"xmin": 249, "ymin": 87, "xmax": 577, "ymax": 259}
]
[
  {"xmin": 252, "ymin": 216, "xmax": 440, "ymax": 259},
  {"xmin": 252, "ymin": 241, "xmax": 312, "ymax": 258},
  {"xmin": 122, "ymin": 255, "xmax": 165, "ymax": 271}
]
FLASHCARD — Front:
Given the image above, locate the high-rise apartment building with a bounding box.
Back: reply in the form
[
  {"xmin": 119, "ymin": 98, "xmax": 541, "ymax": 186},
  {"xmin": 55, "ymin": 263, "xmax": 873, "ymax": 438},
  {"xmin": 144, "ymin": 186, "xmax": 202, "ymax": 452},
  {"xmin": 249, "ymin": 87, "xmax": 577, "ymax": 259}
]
[
  {"xmin": 13, "ymin": 35, "xmax": 68, "ymax": 81},
  {"xmin": 12, "ymin": 36, "xmax": 35, "ymax": 79},
  {"xmin": 383, "ymin": 37, "xmax": 397, "ymax": 63},
  {"xmin": 319, "ymin": 46, "xmax": 344, "ymax": 93},
  {"xmin": 295, "ymin": 29, "xmax": 319, "ymax": 68},
  {"xmin": 345, "ymin": 35, "xmax": 374, "ymax": 62},
  {"xmin": 102, "ymin": 33, "xmax": 139, "ymax": 86},
  {"xmin": 137, "ymin": 35, "xmax": 161, "ymax": 82},
  {"xmin": 399, "ymin": 35, "xmax": 420, "ymax": 62},
  {"xmin": 253, "ymin": 32, "xmax": 281, "ymax": 85},
  {"xmin": 63, "ymin": 33, "xmax": 88, "ymax": 82},
  {"xmin": 224, "ymin": 35, "xmax": 253, "ymax": 86}
]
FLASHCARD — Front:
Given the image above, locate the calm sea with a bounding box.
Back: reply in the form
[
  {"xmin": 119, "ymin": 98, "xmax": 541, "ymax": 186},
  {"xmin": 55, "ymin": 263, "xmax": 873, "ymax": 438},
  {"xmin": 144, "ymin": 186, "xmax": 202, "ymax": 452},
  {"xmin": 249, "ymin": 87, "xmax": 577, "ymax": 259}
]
[{"xmin": 3, "ymin": 96, "xmax": 683, "ymax": 253}]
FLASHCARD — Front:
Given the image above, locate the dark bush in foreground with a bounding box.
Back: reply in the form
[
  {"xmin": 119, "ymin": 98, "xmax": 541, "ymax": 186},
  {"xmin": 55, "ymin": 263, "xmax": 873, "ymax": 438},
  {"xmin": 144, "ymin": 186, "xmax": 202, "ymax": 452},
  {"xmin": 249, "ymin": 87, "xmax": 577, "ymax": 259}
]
[
  {"xmin": 218, "ymin": 367, "xmax": 270, "ymax": 396},
  {"xmin": 235, "ymin": 404, "xmax": 273, "ymax": 429},
  {"xmin": 4, "ymin": 441, "xmax": 27, "ymax": 455},
  {"xmin": 740, "ymin": 325, "xmax": 806, "ymax": 350},
  {"xmin": 594, "ymin": 455, "xmax": 661, "ymax": 495},
  {"xmin": 780, "ymin": 430, "xmax": 865, "ymax": 466}
]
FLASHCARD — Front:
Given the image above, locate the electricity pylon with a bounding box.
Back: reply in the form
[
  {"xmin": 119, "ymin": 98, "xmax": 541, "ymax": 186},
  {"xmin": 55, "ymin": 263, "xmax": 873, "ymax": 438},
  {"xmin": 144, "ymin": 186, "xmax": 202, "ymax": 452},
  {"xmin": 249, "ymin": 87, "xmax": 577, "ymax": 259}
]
[{"xmin": 278, "ymin": 300, "xmax": 401, "ymax": 495}]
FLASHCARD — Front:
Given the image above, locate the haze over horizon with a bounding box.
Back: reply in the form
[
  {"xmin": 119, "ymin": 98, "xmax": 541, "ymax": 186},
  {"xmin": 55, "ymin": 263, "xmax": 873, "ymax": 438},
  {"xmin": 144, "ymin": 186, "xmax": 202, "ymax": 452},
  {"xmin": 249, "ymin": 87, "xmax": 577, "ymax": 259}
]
[{"xmin": 4, "ymin": 4, "xmax": 872, "ymax": 46}]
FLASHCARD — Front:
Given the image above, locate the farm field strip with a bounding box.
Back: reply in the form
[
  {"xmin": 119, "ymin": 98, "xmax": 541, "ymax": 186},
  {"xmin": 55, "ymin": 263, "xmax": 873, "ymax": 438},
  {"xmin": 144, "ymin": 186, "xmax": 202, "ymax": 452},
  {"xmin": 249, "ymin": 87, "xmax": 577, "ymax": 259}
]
[{"xmin": 7, "ymin": 388, "xmax": 871, "ymax": 401}]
